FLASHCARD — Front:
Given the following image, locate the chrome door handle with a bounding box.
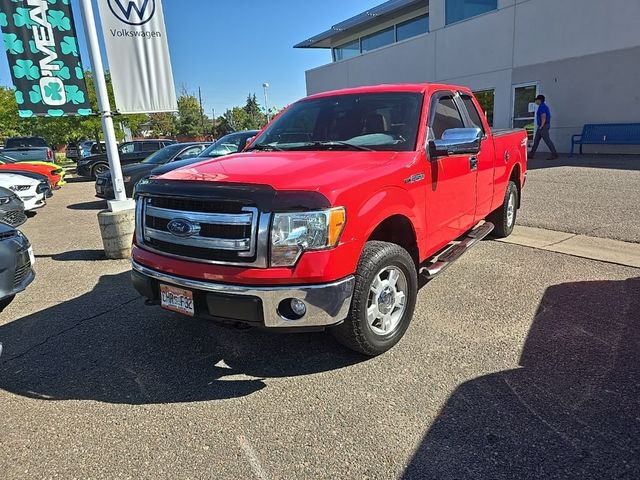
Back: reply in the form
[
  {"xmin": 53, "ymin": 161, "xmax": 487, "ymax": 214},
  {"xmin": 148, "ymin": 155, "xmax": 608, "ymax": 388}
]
[{"xmin": 470, "ymin": 156, "xmax": 478, "ymax": 171}]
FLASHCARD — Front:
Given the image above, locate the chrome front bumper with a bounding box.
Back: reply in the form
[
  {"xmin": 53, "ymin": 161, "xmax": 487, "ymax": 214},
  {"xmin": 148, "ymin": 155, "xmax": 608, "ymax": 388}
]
[{"xmin": 131, "ymin": 260, "xmax": 355, "ymax": 328}]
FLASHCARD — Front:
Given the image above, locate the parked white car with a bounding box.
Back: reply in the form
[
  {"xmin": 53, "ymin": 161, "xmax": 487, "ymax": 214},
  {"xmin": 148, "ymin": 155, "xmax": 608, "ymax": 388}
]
[{"xmin": 0, "ymin": 173, "xmax": 47, "ymax": 211}]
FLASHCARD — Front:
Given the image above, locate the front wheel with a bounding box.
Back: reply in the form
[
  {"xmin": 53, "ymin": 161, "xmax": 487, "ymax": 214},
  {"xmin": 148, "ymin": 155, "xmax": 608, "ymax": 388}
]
[
  {"xmin": 330, "ymin": 241, "xmax": 418, "ymax": 356},
  {"xmin": 92, "ymin": 163, "xmax": 109, "ymax": 178}
]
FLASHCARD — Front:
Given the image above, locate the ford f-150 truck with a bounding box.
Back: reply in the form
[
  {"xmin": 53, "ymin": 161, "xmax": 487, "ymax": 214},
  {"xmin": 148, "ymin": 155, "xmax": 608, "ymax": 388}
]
[
  {"xmin": 131, "ymin": 84, "xmax": 527, "ymax": 355},
  {"xmin": 2, "ymin": 137, "xmax": 54, "ymax": 162}
]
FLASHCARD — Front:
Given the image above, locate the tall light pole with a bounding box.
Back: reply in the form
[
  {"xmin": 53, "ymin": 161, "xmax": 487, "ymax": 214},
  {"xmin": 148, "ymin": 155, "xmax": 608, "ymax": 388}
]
[
  {"xmin": 78, "ymin": 0, "xmax": 130, "ymax": 210},
  {"xmin": 262, "ymin": 82, "xmax": 270, "ymax": 122}
]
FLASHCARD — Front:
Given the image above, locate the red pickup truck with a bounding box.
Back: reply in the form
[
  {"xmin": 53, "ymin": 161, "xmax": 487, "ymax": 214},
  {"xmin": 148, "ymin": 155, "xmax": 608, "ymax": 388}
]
[{"xmin": 131, "ymin": 84, "xmax": 527, "ymax": 355}]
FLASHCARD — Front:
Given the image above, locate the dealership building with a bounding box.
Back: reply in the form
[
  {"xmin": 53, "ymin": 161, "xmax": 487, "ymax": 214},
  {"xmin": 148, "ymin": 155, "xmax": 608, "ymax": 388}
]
[{"xmin": 295, "ymin": 0, "xmax": 640, "ymax": 153}]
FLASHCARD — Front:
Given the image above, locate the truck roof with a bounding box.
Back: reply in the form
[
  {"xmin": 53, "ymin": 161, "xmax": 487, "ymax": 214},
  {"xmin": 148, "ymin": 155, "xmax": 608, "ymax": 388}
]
[{"xmin": 304, "ymin": 83, "xmax": 472, "ymax": 101}]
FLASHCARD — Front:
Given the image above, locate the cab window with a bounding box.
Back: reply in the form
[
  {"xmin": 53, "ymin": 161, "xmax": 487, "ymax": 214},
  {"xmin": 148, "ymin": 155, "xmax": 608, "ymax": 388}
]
[
  {"xmin": 461, "ymin": 95, "xmax": 485, "ymax": 133},
  {"xmin": 431, "ymin": 95, "xmax": 464, "ymax": 139}
]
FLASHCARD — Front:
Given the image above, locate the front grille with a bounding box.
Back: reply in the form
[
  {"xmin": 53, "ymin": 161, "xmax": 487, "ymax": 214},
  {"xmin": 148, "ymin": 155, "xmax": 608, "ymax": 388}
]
[
  {"xmin": 1, "ymin": 210, "xmax": 27, "ymax": 227},
  {"xmin": 138, "ymin": 196, "xmax": 264, "ymax": 266},
  {"xmin": 96, "ymin": 177, "xmax": 108, "ymax": 186},
  {"xmin": 14, "ymin": 258, "xmax": 31, "ymax": 288}
]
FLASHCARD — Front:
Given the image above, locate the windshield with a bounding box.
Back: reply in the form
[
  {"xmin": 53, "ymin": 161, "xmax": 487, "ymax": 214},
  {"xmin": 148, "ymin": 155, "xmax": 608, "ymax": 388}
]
[
  {"xmin": 251, "ymin": 92, "xmax": 423, "ymax": 152},
  {"xmin": 5, "ymin": 137, "xmax": 48, "ymax": 148},
  {"xmin": 141, "ymin": 145, "xmax": 182, "ymax": 164},
  {"xmin": 199, "ymin": 132, "xmax": 255, "ymax": 158}
]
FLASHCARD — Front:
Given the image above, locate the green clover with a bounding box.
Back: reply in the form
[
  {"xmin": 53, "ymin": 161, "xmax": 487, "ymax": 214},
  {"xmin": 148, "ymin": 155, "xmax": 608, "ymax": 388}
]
[
  {"xmin": 29, "ymin": 85, "xmax": 42, "ymax": 104},
  {"xmin": 60, "ymin": 36, "xmax": 78, "ymax": 56},
  {"xmin": 13, "ymin": 59, "xmax": 40, "ymax": 80},
  {"xmin": 75, "ymin": 66, "xmax": 84, "ymax": 80},
  {"xmin": 19, "ymin": 109, "xmax": 34, "ymax": 118},
  {"xmin": 13, "ymin": 7, "xmax": 36, "ymax": 28},
  {"xmin": 44, "ymin": 81, "xmax": 64, "ymax": 101},
  {"xmin": 64, "ymin": 85, "xmax": 85, "ymax": 104},
  {"xmin": 3, "ymin": 33, "xmax": 24, "ymax": 55},
  {"xmin": 47, "ymin": 10, "xmax": 71, "ymax": 31},
  {"xmin": 47, "ymin": 0, "xmax": 70, "ymax": 4},
  {"xmin": 0, "ymin": 13, "xmax": 8, "ymax": 28},
  {"xmin": 77, "ymin": 108, "xmax": 92, "ymax": 116},
  {"xmin": 50, "ymin": 61, "xmax": 71, "ymax": 80},
  {"xmin": 47, "ymin": 109, "xmax": 65, "ymax": 117},
  {"xmin": 14, "ymin": 90, "xmax": 24, "ymax": 105},
  {"xmin": 28, "ymin": 40, "xmax": 39, "ymax": 54}
]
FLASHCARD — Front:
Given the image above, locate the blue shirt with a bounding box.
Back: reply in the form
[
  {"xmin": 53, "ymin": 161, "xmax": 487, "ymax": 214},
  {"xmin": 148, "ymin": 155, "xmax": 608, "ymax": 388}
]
[{"xmin": 536, "ymin": 102, "xmax": 551, "ymax": 127}]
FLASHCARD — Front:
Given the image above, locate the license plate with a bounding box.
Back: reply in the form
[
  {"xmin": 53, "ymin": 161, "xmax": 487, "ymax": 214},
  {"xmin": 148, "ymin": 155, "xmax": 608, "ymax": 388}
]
[
  {"xmin": 28, "ymin": 246, "xmax": 35, "ymax": 266},
  {"xmin": 160, "ymin": 284, "xmax": 194, "ymax": 316},
  {"xmin": 96, "ymin": 186, "xmax": 103, "ymax": 194}
]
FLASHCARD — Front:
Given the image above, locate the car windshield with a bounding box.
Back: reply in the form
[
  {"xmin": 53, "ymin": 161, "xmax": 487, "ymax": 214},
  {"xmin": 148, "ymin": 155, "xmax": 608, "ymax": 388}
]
[
  {"xmin": 250, "ymin": 92, "xmax": 423, "ymax": 152},
  {"xmin": 141, "ymin": 145, "xmax": 183, "ymax": 164},
  {"xmin": 5, "ymin": 137, "xmax": 47, "ymax": 148},
  {"xmin": 199, "ymin": 133, "xmax": 255, "ymax": 158}
]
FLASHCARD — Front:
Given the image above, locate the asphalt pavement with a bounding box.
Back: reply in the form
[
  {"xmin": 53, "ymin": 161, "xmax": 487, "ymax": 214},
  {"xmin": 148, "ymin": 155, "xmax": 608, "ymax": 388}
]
[{"xmin": 0, "ymin": 172, "xmax": 638, "ymax": 479}]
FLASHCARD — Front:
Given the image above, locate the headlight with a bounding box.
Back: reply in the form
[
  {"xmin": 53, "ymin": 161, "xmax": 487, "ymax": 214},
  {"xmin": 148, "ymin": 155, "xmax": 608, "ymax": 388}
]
[
  {"xmin": 270, "ymin": 207, "xmax": 346, "ymax": 267},
  {"xmin": 0, "ymin": 196, "xmax": 11, "ymax": 205},
  {"xmin": 10, "ymin": 185, "xmax": 31, "ymax": 192},
  {"xmin": 123, "ymin": 176, "xmax": 132, "ymax": 183},
  {"xmin": 52, "ymin": 168, "xmax": 63, "ymax": 175}
]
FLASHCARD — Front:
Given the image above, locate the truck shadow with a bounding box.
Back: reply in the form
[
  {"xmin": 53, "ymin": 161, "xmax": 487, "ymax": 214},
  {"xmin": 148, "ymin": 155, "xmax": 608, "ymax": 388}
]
[
  {"xmin": 403, "ymin": 276, "xmax": 640, "ymax": 479},
  {"xmin": 0, "ymin": 271, "xmax": 364, "ymax": 405}
]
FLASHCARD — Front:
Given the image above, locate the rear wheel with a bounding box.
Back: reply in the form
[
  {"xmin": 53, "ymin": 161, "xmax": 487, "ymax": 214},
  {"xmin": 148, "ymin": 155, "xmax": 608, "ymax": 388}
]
[
  {"xmin": 330, "ymin": 241, "xmax": 418, "ymax": 356},
  {"xmin": 488, "ymin": 181, "xmax": 518, "ymax": 238},
  {"xmin": 92, "ymin": 163, "xmax": 109, "ymax": 178}
]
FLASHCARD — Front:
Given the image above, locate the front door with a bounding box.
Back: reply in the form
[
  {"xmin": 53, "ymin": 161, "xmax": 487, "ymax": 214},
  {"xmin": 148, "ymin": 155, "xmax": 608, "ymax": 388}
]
[
  {"xmin": 424, "ymin": 92, "xmax": 478, "ymax": 250},
  {"xmin": 512, "ymin": 82, "xmax": 539, "ymax": 141}
]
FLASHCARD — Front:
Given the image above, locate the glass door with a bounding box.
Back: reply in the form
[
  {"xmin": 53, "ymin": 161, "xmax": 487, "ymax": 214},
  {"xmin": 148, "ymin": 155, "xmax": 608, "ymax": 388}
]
[{"xmin": 512, "ymin": 82, "xmax": 539, "ymax": 140}]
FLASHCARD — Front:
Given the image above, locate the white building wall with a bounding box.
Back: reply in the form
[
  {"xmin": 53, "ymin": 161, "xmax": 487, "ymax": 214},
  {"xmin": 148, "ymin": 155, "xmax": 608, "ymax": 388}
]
[{"xmin": 303, "ymin": 0, "xmax": 640, "ymax": 152}]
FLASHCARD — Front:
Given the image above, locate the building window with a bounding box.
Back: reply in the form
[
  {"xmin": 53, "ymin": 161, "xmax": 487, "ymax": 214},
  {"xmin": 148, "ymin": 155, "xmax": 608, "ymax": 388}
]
[
  {"xmin": 461, "ymin": 94, "xmax": 485, "ymax": 133},
  {"xmin": 361, "ymin": 26, "xmax": 395, "ymax": 53},
  {"xmin": 472, "ymin": 89, "xmax": 495, "ymax": 127},
  {"xmin": 396, "ymin": 14, "xmax": 429, "ymax": 42},
  {"xmin": 445, "ymin": 0, "xmax": 498, "ymax": 25},
  {"xmin": 333, "ymin": 39, "xmax": 360, "ymax": 61}
]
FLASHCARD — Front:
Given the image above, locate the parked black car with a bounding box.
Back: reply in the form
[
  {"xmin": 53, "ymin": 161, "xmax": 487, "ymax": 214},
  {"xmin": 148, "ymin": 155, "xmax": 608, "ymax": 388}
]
[
  {"xmin": 0, "ymin": 187, "xmax": 26, "ymax": 227},
  {"xmin": 77, "ymin": 139, "xmax": 177, "ymax": 178},
  {"xmin": 146, "ymin": 131, "xmax": 259, "ymax": 179},
  {"xmin": 95, "ymin": 142, "xmax": 210, "ymax": 199},
  {"xmin": 0, "ymin": 224, "xmax": 35, "ymax": 312}
]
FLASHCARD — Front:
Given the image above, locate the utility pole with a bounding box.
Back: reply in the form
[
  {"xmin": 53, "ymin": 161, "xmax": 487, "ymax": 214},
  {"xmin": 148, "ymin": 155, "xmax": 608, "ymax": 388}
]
[
  {"xmin": 262, "ymin": 82, "xmax": 270, "ymax": 122},
  {"xmin": 198, "ymin": 87, "xmax": 205, "ymax": 138},
  {"xmin": 78, "ymin": 0, "xmax": 130, "ymax": 210},
  {"xmin": 211, "ymin": 108, "xmax": 215, "ymax": 137}
]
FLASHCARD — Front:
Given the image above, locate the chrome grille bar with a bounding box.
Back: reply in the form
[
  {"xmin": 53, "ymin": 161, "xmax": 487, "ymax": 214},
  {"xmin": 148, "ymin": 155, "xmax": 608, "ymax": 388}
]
[
  {"xmin": 146, "ymin": 205, "xmax": 253, "ymax": 225},
  {"xmin": 145, "ymin": 227, "xmax": 252, "ymax": 250}
]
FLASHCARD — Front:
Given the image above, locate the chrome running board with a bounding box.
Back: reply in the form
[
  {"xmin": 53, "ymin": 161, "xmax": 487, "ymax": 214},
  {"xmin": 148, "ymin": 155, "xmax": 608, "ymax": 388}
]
[{"xmin": 419, "ymin": 222, "xmax": 494, "ymax": 280}]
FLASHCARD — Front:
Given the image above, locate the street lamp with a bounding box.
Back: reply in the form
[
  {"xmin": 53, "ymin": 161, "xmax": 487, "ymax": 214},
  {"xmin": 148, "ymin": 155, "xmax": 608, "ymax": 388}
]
[{"xmin": 262, "ymin": 82, "xmax": 270, "ymax": 122}]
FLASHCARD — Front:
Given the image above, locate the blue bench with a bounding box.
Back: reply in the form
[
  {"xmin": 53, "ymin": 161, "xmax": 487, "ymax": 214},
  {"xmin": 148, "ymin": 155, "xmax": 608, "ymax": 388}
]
[{"xmin": 571, "ymin": 123, "xmax": 640, "ymax": 156}]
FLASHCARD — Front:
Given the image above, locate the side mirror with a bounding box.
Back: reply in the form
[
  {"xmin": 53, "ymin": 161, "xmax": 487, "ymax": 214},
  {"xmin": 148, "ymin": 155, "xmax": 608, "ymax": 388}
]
[{"xmin": 428, "ymin": 127, "xmax": 482, "ymax": 159}]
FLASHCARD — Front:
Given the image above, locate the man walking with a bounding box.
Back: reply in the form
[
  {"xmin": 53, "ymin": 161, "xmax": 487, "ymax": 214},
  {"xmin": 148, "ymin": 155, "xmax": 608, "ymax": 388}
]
[{"xmin": 529, "ymin": 94, "xmax": 558, "ymax": 160}]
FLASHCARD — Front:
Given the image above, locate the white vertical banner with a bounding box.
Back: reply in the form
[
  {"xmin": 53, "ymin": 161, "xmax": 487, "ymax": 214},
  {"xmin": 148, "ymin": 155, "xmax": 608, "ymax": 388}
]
[{"xmin": 97, "ymin": 0, "xmax": 178, "ymax": 113}]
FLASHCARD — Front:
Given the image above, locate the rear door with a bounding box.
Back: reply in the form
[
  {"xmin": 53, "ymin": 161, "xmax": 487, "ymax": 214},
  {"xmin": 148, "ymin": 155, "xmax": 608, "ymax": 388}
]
[
  {"xmin": 425, "ymin": 92, "xmax": 478, "ymax": 245},
  {"xmin": 458, "ymin": 93, "xmax": 496, "ymax": 220}
]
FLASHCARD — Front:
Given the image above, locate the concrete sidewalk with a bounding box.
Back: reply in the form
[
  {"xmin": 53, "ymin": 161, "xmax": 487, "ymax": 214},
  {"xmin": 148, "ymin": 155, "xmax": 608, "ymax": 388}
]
[{"xmin": 496, "ymin": 225, "xmax": 640, "ymax": 269}]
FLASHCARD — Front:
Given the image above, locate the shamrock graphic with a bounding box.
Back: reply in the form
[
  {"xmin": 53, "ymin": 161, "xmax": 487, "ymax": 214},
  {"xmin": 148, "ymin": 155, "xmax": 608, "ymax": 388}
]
[
  {"xmin": 64, "ymin": 85, "xmax": 85, "ymax": 105},
  {"xmin": 44, "ymin": 81, "xmax": 64, "ymax": 102},
  {"xmin": 0, "ymin": 13, "xmax": 7, "ymax": 28},
  {"xmin": 47, "ymin": 10, "xmax": 71, "ymax": 31},
  {"xmin": 75, "ymin": 65, "xmax": 84, "ymax": 80},
  {"xmin": 28, "ymin": 40, "xmax": 39, "ymax": 54},
  {"xmin": 13, "ymin": 7, "xmax": 36, "ymax": 28},
  {"xmin": 29, "ymin": 85, "xmax": 42, "ymax": 104},
  {"xmin": 14, "ymin": 90, "xmax": 24, "ymax": 105},
  {"xmin": 3, "ymin": 33, "xmax": 24, "ymax": 55},
  {"xmin": 61, "ymin": 36, "xmax": 78, "ymax": 56},
  {"xmin": 50, "ymin": 61, "xmax": 71, "ymax": 80},
  {"xmin": 13, "ymin": 59, "xmax": 40, "ymax": 80},
  {"xmin": 47, "ymin": 0, "xmax": 71, "ymax": 5},
  {"xmin": 47, "ymin": 109, "xmax": 65, "ymax": 117}
]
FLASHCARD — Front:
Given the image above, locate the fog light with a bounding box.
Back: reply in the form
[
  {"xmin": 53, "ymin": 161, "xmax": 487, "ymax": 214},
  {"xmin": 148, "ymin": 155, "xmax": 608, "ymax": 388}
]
[{"xmin": 290, "ymin": 299, "xmax": 307, "ymax": 317}]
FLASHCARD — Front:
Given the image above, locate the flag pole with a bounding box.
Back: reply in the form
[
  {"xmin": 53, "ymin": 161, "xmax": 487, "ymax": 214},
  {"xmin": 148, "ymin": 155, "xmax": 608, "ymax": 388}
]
[{"xmin": 78, "ymin": 0, "xmax": 131, "ymax": 211}]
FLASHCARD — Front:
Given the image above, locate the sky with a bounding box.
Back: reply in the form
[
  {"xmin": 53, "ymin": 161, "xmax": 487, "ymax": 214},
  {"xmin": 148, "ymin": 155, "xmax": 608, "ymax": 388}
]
[{"xmin": 0, "ymin": 0, "xmax": 383, "ymax": 117}]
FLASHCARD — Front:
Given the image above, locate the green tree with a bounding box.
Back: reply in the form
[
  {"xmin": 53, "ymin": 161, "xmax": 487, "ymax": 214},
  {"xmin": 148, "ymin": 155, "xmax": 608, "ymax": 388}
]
[
  {"xmin": 149, "ymin": 112, "xmax": 177, "ymax": 136},
  {"xmin": 175, "ymin": 87, "xmax": 207, "ymax": 137}
]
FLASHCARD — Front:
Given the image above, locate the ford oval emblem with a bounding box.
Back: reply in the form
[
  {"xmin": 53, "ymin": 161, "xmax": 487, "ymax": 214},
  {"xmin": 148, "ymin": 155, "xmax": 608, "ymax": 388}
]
[{"xmin": 167, "ymin": 218, "xmax": 200, "ymax": 237}]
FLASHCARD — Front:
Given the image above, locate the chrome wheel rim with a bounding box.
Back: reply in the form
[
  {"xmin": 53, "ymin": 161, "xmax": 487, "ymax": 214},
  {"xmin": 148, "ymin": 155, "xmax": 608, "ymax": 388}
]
[
  {"xmin": 94, "ymin": 165, "xmax": 109, "ymax": 176},
  {"xmin": 367, "ymin": 266, "xmax": 408, "ymax": 336},
  {"xmin": 506, "ymin": 191, "xmax": 516, "ymax": 228}
]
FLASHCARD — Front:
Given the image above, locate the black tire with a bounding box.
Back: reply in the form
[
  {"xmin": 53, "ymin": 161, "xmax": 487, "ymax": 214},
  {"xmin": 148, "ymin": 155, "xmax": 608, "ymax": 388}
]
[
  {"xmin": 330, "ymin": 241, "xmax": 418, "ymax": 356},
  {"xmin": 488, "ymin": 180, "xmax": 518, "ymax": 238},
  {"xmin": 0, "ymin": 295, "xmax": 15, "ymax": 313},
  {"xmin": 92, "ymin": 163, "xmax": 109, "ymax": 179}
]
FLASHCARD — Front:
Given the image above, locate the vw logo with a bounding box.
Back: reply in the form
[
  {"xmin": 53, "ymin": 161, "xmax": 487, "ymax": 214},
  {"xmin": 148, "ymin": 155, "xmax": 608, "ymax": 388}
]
[
  {"xmin": 108, "ymin": 0, "xmax": 156, "ymax": 26},
  {"xmin": 167, "ymin": 219, "xmax": 200, "ymax": 237}
]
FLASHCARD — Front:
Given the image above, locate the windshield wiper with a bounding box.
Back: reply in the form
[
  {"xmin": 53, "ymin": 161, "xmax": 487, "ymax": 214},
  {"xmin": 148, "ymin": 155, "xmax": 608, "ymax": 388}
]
[
  {"xmin": 309, "ymin": 141, "xmax": 374, "ymax": 152},
  {"xmin": 245, "ymin": 143, "xmax": 284, "ymax": 152}
]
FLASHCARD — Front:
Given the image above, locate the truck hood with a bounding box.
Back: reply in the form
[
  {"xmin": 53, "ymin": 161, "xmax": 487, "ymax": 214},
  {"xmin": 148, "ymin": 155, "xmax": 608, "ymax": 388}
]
[{"xmin": 158, "ymin": 150, "xmax": 406, "ymax": 192}]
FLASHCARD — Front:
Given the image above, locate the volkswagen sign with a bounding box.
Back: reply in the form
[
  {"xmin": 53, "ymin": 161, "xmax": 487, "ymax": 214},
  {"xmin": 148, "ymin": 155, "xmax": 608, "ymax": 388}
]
[
  {"xmin": 108, "ymin": 0, "xmax": 156, "ymax": 26},
  {"xmin": 167, "ymin": 219, "xmax": 200, "ymax": 238}
]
